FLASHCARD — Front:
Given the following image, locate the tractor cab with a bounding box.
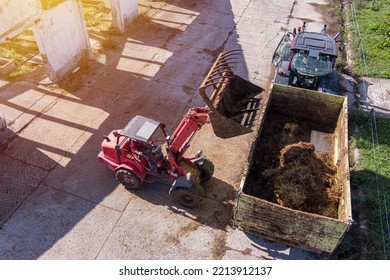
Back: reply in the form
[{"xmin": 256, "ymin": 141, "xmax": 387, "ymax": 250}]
[{"xmin": 272, "ymin": 22, "xmax": 343, "ymax": 94}]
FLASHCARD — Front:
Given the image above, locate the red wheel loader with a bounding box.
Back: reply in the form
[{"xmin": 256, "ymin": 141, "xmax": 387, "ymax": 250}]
[{"xmin": 98, "ymin": 107, "xmax": 214, "ymax": 208}]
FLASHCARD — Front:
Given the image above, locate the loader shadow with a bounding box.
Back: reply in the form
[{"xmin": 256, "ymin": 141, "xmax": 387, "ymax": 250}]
[{"xmin": 130, "ymin": 176, "xmax": 236, "ymax": 231}]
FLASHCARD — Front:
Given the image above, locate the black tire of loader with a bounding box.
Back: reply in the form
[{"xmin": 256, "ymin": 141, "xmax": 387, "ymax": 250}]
[
  {"xmin": 116, "ymin": 169, "xmax": 142, "ymax": 190},
  {"xmin": 174, "ymin": 185, "xmax": 201, "ymax": 208},
  {"xmin": 197, "ymin": 158, "xmax": 214, "ymax": 183}
]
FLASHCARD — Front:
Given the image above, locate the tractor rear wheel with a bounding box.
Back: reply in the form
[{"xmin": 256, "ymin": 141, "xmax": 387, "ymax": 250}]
[
  {"xmin": 197, "ymin": 158, "xmax": 214, "ymax": 183},
  {"xmin": 116, "ymin": 169, "xmax": 142, "ymax": 190},
  {"xmin": 174, "ymin": 184, "xmax": 201, "ymax": 208}
]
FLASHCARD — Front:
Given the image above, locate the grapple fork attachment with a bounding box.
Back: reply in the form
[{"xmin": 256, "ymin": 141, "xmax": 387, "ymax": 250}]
[{"xmin": 199, "ymin": 50, "xmax": 263, "ymax": 138}]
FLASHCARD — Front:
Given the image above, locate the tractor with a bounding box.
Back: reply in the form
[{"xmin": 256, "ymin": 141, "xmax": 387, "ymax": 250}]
[{"xmin": 272, "ymin": 22, "xmax": 345, "ymax": 94}]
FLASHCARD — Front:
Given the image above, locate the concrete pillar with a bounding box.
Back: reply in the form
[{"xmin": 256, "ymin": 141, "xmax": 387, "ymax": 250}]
[
  {"xmin": 1, "ymin": 0, "xmax": 37, "ymax": 33},
  {"xmin": 32, "ymin": 0, "xmax": 92, "ymax": 82},
  {"xmin": 110, "ymin": 0, "xmax": 138, "ymax": 34},
  {"xmin": 0, "ymin": 0, "xmax": 39, "ymax": 43}
]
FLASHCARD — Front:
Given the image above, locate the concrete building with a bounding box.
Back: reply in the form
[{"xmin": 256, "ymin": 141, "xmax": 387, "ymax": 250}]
[{"xmin": 0, "ymin": 0, "xmax": 139, "ymax": 82}]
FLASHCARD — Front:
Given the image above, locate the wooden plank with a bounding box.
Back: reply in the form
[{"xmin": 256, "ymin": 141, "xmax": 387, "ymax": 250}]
[
  {"xmin": 235, "ymin": 194, "xmax": 349, "ymax": 253},
  {"xmin": 335, "ymin": 98, "xmax": 352, "ymax": 221},
  {"xmin": 270, "ymin": 84, "xmax": 344, "ymax": 132}
]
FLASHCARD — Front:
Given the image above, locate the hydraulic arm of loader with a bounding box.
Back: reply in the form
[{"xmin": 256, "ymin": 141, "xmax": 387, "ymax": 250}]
[
  {"xmin": 199, "ymin": 50, "xmax": 264, "ymax": 138},
  {"xmin": 168, "ymin": 107, "xmax": 209, "ymax": 160}
]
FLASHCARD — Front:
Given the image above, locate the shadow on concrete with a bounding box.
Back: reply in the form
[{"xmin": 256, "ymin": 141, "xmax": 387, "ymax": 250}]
[
  {"xmin": 357, "ymin": 77, "xmax": 390, "ymax": 116},
  {"xmin": 0, "ymin": 128, "xmax": 52, "ymax": 226},
  {"xmin": 244, "ymin": 231, "xmax": 321, "ymax": 260},
  {"xmin": 0, "ymin": 0, "xmax": 250, "ymax": 259},
  {"xmin": 339, "ymin": 73, "xmax": 390, "ymax": 117},
  {"xmin": 134, "ymin": 176, "xmax": 236, "ymax": 231}
]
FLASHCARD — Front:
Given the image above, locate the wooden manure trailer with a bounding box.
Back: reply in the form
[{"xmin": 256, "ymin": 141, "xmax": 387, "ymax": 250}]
[{"xmin": 234, "ymin": 83, "xmax": 352, "ymax": 254}]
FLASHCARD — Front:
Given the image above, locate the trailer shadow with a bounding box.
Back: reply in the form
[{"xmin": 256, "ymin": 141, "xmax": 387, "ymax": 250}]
[
  {"xmin": 244, "ymin": 231, "xmax": 321, "ymax": 260},
  {"xmin": 334, "ymin": 169, "xmax": 390, "ymax": 260}
]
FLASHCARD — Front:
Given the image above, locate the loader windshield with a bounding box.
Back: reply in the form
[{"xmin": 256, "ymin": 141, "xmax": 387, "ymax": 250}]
[{"xmin": 291, "ymin": 50, "xmax": 333, "ymax": 77}]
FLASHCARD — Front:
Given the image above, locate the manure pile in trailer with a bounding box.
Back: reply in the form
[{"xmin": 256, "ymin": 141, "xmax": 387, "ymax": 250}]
[{"xmin": 245, "ymin": 111, "xmax": 341, "ymax": 218}]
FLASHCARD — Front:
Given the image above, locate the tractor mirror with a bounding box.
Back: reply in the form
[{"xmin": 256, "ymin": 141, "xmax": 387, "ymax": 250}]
[{"xmin": 103, "ymin": 135, "xmax": 111, "ymax": 142}]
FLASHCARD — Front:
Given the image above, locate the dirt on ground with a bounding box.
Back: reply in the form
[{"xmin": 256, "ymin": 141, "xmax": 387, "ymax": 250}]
[{"xmin": 245, "ymin": 112, "xmax": 341, "ymax": 218}]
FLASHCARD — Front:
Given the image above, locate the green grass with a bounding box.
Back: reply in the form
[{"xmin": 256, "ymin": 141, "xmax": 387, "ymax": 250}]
[
  {"xmin": 344, "ymin": 1, "xmax": 390, "ymax": 258},
  {"xmin": 0, "ymin": 30, "xmax": 39, "ymax": 79},
  {"xmin": 0, "ymin": 46, "xmax": 23, "ymax": 62},
  {"xmin": 7, "ymin": 65, "xmax": 33, "ymax": 79},
  {"xmin": 350, "ymin": 0, "xmax": 390, "ymax": 78},
  {"xmin": 83, "ymin": 7, "xmax": 101, "ymax": 27},
  {"xmin": 336, "ymin": 111, "xmax": 390, "ymax": 259}
]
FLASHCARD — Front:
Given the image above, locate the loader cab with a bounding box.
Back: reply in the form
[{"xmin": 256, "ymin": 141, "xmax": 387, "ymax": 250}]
[
  {"xmin": 120, "ymin": 115, "xmax": 166, "ymax": 161},
  {"xmin": 99, "ymin": 115, "xmax": 166, "ymax": 171},
  {"xmin": 120, "ymin": 115, "xmax": 161, "ymax": 143}
]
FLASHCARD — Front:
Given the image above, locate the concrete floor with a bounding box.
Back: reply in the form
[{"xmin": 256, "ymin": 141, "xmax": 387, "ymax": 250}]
[{"xmin": 0, "ymin": 0, "xmax": 389, "ymax": 260}]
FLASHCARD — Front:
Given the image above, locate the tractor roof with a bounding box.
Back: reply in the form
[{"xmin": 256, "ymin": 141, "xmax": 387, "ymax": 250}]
[
  {"xmin": 121, "ymin": 115, "xmax": 160, "ymax": 142},
  {"xmin": 291, "ymin": 31, "xmax": 337, "ymax": 57}
]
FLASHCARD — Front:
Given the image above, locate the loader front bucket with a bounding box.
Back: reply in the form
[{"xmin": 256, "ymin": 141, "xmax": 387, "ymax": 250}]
[{"xmin": 199, "ymin": 50, "xmax": 264, "ymax": 138}]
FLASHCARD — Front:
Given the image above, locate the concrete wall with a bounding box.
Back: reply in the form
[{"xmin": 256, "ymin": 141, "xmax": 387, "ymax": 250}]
[
  {"xmin": 111, "ymin": 0, "xmax": 138, "ymax": 33},
  {"xmin": 0, "ymin": 0, "xmax": 40, "ymax": 41},
  {"xmin": 1, "ymin": 0, "xmax": 139, "ymax": 82},
  {"xmin": 32, "ymin": 0, "xmax": 91, "ymax": 82}
]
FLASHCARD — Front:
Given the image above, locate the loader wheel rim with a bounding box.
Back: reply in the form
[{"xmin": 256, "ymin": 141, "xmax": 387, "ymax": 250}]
[
  {"xmin": 175, "ymin": 188, "xmax": 199, "ymax": 208},
  {"xmin": 179, "ymin": 194, "xmax": 195, "ymax": 205},
  {"xmin": 115, "ymin": 169, "xmax": 141, "ymax": 190},
  {"xmin": 123, "ymin": 174, "xmax": 136, "ymax": 185}
]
